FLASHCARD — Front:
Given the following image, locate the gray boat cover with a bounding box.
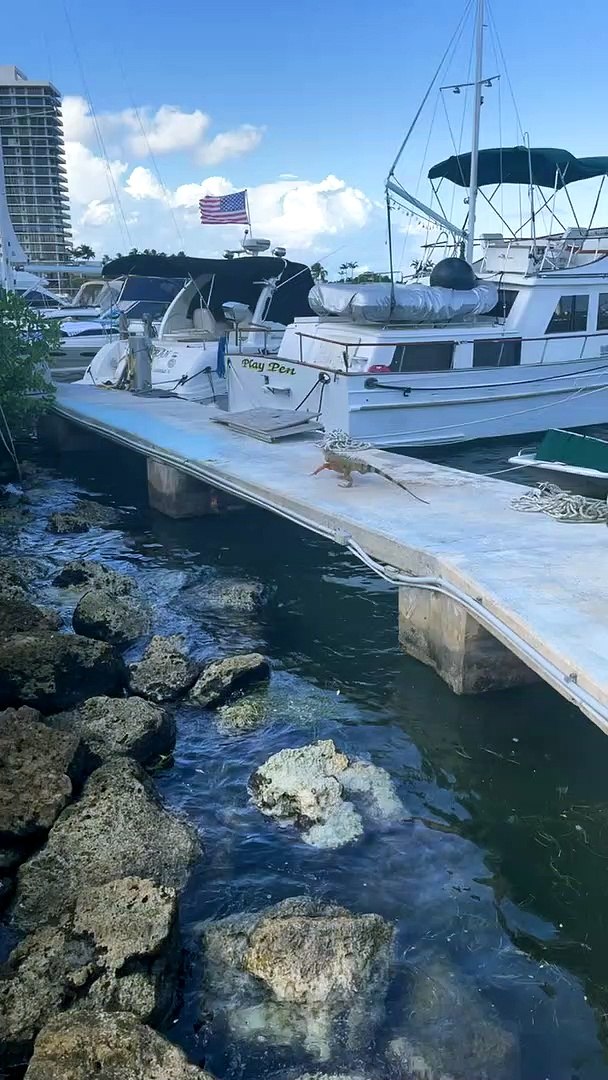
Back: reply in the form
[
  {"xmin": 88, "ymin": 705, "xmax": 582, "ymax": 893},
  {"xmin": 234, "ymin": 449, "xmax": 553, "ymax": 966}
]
[{"xmin": 308, "ymin": 281, "xmax": 498, "ymax": 324}]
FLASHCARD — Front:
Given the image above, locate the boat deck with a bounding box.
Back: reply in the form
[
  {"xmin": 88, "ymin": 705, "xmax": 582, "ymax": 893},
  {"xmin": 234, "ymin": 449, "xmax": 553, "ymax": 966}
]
[{"xmin": 53, "ymin": 383, "xmax": 608, "ymax": 731}]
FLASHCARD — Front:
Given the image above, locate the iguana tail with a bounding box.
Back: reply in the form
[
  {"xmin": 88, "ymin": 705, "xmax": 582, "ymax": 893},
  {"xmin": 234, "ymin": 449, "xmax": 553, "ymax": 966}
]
[{"xmin": 372, "ymin": 467, "xmax": 429, "ymax": 505}]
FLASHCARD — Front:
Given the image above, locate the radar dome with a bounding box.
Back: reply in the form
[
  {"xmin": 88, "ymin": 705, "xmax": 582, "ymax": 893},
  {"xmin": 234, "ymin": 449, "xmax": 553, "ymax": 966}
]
[{"xmin": 430, "ymin": 257, "xmax": 476, "ymax": 291}]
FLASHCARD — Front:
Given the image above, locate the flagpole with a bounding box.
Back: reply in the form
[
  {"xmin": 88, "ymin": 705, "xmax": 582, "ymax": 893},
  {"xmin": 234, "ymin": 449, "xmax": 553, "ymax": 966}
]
[{"xmin": 244, "ymin": 189, "xmax": 252, "ymax": 235}]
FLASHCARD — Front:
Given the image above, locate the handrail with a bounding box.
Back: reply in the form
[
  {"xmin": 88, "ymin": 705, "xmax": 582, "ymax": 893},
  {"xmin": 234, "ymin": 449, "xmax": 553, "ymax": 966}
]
[{"xmin": 294, "ymin": 327, "xmax": 608, "ymax": 348}]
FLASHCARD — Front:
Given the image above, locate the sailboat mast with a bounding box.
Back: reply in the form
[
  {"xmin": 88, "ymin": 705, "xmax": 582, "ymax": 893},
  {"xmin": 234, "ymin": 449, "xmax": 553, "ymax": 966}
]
[{"xmin": 465, "ymin": 0, "xmax": 485, "ymax": 264}]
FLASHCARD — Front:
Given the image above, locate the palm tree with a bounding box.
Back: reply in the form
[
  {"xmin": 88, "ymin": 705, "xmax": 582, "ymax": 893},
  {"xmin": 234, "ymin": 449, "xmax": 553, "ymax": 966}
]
[
  {"xmin": 310, "ymin": 261, "xmax": 328, "ymax": 282},
  {"xmin": 339, "ymin": 261, "xmax": 359, "ymax": 282},
  {"xmin": 72, "ymin": 243, "xmax": 96, "ymax": 261}
]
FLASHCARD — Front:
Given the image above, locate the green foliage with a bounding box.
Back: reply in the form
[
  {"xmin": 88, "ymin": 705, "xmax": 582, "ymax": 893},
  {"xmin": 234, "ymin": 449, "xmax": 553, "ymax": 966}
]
[
  {"xmin": 0, "ymin": 289, "xmax": 59, "ymax": 435},
  {"xmin": 72, "ymin": 244, "xmax": 96, "ymax": 261},
  {"xmin": 338, "ymin": 260, "xmax": 359, "ymax": 281},
  {"xmin": 352, "ymin": 271, "xmax": 391, "ymax": 283}
]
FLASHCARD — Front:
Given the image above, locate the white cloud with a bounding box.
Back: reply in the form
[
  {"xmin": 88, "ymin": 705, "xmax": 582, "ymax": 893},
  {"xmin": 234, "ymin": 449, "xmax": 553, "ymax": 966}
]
[
  {"xmin": 80, "ymin": 200, "xmax": 116, "ymax": 228},
  {"xmin": 62, "ymin": 94, "xmax": 372, "ymax": 259},
  {"xmin": 125, "ymin": 166, "xmax": 166, "ymax": 202},
  {"xmin": 62, "ymin": 95, "xmax": 95, "ymax": 143},
  {"xmin": 64, "ymin": 140, "xmax": 128, "ymax": 205},
  {"xmin": 171, "ymin": 176, "xmax": 232, "ymax": 208},
  {"xmin": 247, "ymin": 175, "xmax": 372, "ymax": 250},
  {"xmin": 197, "ymin": 125, "xmax": 265, "ymax": 166},
  {"xmin": 124, "ymin": 105, "xmax": 210, "ymax": 157},
  {"xmin": 61, "ymin": 95, "xmax": 262, "ymax": 166},
  {"xmin": 70, "ymin": 170, "xmax": 372, "ymax": 259}
]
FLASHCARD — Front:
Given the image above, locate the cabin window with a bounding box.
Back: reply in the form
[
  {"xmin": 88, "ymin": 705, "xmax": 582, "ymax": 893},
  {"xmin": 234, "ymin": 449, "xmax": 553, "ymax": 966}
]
[
  {"xmin": 597, "ymin": 294, "xmax": 608, "ymax": 330},
  {"xmin": 390, "ymin": 342, "xmax": 454, "ymax": 372},
  {"xmin": 546, "ymin": 294, "xmax": 589, "ymax": 334},
  {"xmin": 472, "ymin": 339, "xmax": 522, "ymax": 367},
  {"xmin": 487, "ymin": 288, "xmax": 519, "ymax": 320}
]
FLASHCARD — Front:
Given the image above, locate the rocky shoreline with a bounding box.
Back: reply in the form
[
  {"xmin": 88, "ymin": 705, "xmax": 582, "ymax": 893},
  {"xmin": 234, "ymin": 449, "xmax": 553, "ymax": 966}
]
[{"xmin": 0, "ymin": 466, "xmax": 518, "ymax": 1080}]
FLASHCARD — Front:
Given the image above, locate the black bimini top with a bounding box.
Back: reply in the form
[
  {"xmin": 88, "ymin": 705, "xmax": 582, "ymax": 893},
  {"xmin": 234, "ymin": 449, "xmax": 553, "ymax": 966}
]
[
  {"xmin": 101, "ymin": 254, "xmax": 314, "ymax": 324},
  {"xmin": 428, "ymin": 147, "xmax": 608, "ymax": 189}
]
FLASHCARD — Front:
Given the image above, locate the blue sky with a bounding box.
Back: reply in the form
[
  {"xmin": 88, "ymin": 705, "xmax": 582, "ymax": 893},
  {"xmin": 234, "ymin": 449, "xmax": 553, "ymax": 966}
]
[{"xmin": 4, "ymin": 0, "xmax": 608, "ymax": 272}]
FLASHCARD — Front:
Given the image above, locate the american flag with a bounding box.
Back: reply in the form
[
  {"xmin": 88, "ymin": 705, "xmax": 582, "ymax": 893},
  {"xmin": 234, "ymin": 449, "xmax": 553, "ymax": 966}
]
[{"xmin": 199, "ymin": 189, "xmax": 249, "ymax": 224}]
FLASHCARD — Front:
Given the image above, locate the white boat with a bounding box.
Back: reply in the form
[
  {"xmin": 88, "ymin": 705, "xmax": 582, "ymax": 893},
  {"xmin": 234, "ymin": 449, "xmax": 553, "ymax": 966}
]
[
  {"xmin": 50, "ymin": 273, "xmax": 185, "ymax": 379},
  {"xmin": 226, "ymin": 1, "xmax": 608, "ymax": 448},
  {"xmin": 82, "ymin": 245, "xmax": 313, "ymax": 402},
  {"xmin": 14, "ymin": 270, "xmax": 68, "ymax": 311},
  {"xmin": 41, "ymin": 278, "xmax": 107, "ymax": 321}
]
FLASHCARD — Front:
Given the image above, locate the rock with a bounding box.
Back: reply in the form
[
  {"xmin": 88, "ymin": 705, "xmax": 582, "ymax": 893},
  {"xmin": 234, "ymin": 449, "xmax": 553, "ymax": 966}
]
[
  {"xmin": 388, "ymin": 959, "xmax": 519, "ymax": 1080},
  {"xmin": 203, "ymin": 897, "xmax": 393, "ymax": 1062},
  {"xmin": 52, "ymin": 559, "xmax": 135, "ymax": 596},
  {"xmin": 128, "ymin": 635, "xmax": 199, "ymax": 703},
  {"xmin": 0, "ymin": 707, "xmax": 84, "ymax": 851},
  {"xmin": 249, "ymin": 739, "xmax": 405, "ymax": 849},
  {"xmin": 0, "ymin": 632, "xmax": 126, "ymax": 713},
  {"xmin": 190, "ymin": 653, "xmax": 270, "ymax": 708},
  {"xmin": 296, "ymin": 1075, "xmax": 370, "ymax": 1080},
  {"xmin": 0, "ymin": 597, "xmax": 61, "ymax": 636},
  {"xmin": 72, "ymin": 590, "xmax": 149, "ymax": 649},
  {"xmin": 0, "ymin": 557, "xmax": 36, "ymax": 601},
  {"xmin": 12, "ymin": 757, "xmax": 200, "ymax": 930},
  {"xmin": 183, "ymin": 577, "xmax": 265, "ymax": 614},
  {"xmin": 48, "ymin": 499, "xmax": 120, "ymax": 535},
  {"xmin": 47, "ymin": 695, "xmax": 175, "ymax": 767},
  {"xmin": 24, "ymin": 1010, "xmax": 212, "ymax": 1079},
  {"xmin": 0, "ymin": 504, "xmax": 32, "ymax": 527},
  {"xmin": 217, "ymin": 693, "xmax": 267, "ymax": 733},
  {"xmin": 0, "ymin": 877, "xmax": 178, "ymax": 1066}
]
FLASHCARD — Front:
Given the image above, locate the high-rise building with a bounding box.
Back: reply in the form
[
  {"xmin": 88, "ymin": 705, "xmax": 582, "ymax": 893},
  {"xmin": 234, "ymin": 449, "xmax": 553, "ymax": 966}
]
[{"xmin": 0, "ymin": 65, "xmax": 72, "ymax": 265}]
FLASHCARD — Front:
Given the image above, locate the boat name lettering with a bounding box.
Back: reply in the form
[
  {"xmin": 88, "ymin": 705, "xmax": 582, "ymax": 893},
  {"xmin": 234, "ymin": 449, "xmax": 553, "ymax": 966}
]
[{"xmin": 241, "ymin": 358, "xmax": 296, "ymax": 376}]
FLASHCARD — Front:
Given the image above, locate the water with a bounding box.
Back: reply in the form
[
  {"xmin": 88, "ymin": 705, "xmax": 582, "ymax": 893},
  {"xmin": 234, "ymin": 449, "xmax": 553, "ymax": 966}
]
[{"xmin": 5, "ymin": 433, "xmax": 608, "ymax": 1079}]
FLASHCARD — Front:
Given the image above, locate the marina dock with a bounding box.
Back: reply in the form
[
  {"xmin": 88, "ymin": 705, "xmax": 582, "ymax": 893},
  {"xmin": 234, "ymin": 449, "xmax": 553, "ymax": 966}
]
[{"xmin": 51, "ymin": 382, "xmax": 608, "ymax": 733}]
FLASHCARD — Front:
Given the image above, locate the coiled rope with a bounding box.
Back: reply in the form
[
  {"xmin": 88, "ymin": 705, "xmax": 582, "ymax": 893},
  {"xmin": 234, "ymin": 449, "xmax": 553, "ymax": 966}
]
[
  {"xmin": 512, "ymin": 482, "xmax": 608, "ymax": 523},
  {"xmin": 317, "ymin": 430, "xmax": 372, "ymax": 453}
]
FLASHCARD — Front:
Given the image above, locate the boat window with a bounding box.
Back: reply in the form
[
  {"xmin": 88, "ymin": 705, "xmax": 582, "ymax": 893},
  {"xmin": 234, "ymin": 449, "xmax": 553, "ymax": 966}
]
[
  {"xmin": 546, "ymin": 294, "xmax": 589, "ymax": 334},
  {"xmin": 597, "ymin": 293, "xmax": 608, "ymax": 330},
  {"xmin": 390, "ymin": 342, "xmax": 454, "ymax": 372},
  {"xmin": 486, "ymin": 288, "xmax": 519, "ymax": 320},
  {"xmin": 472, "ymin": 339, "xmax": 522, "ymax": 367}
]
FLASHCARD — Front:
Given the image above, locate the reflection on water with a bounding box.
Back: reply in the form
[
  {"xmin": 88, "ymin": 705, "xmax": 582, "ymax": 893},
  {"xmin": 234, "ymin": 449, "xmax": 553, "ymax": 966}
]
[{"xmin": 6, "ymin": 433, "xmax": 608, "ymax": 1079}]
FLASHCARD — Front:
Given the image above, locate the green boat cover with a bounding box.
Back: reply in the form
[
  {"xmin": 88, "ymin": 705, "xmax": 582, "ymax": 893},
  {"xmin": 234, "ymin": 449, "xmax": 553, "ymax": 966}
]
[
  {"xmin": 536, "ymin": 429, "xmax": 608, "ymax": 473},
  {"xmin": 428, "ymin": 148, "xmax": 608, "ymax": 189}
]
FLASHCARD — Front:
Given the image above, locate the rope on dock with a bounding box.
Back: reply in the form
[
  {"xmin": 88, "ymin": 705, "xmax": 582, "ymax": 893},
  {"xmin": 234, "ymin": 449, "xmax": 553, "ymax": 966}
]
[
  {"xmin": 317, "ymin": 430, "xmax": 373, "ymax": 453},
  {"xmin": 512, "ymin": 482, "xmax": 608, "ymax": 523}
]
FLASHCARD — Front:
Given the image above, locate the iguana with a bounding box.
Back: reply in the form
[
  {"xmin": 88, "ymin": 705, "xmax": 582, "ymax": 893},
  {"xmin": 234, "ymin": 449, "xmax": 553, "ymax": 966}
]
[{"xmin": 312, "ymin": 430, "xmax": 429, "ymax": 504}]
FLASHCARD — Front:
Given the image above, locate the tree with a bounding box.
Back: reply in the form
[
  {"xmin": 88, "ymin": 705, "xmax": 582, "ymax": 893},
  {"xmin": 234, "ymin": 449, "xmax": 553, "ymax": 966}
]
[
  {"xmin": 410, "ymin": 257, "xmax": 434, "ymax": 279},
  {"xmin": 72, "ymin": 244, "xmax": 96, "ymax": 261},
  {"xmin": 338, "ymin": 261, "xmax": 359, "ymax": 282},
  {"xmin": 310, "ymin": 261, "xmax": 328, "ymax": 282},
  {"xmin": 0, "ymin": 291, "xmax": 58, "ymax": 470},
  {"xmin": 352, "ymin": 271, "xmax": 391, "ymax": 283}
]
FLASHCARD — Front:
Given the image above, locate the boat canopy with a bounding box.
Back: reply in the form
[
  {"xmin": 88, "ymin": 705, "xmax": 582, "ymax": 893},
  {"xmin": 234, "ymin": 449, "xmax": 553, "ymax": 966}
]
[
  {"xmin": 428, "ymin": 147, "xmax": 608, "ymax": 189},
  {"xmin": 101, "ymin": 254, "xmax": 314, "ymax": 323}
]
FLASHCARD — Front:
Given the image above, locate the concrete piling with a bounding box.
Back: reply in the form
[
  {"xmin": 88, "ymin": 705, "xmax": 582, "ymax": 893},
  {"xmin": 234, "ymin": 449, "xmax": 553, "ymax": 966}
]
[
  {"xmin": 146, "ymin": 459, "xmax": 243, "ymax": 519},
  {"xmin": 398, "ymin": 586, "xmax": 537, "ymax": 694}
]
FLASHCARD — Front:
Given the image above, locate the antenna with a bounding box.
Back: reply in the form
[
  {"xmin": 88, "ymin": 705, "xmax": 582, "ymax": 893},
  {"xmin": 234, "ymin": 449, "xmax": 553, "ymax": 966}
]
[{"xmin": 466, "ymin": 0, "xmax": 485, "ymax": 264}]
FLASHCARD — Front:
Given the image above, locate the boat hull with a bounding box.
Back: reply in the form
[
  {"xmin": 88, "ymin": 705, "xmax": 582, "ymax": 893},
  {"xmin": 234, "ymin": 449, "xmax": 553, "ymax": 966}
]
[{"xmin": 227, "ymin": 354, "xmax": 608, "ymax": 447}]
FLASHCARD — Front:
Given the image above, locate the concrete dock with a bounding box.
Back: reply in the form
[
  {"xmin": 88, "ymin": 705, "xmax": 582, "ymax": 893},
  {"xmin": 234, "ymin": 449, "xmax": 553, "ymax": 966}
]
[{"xmin": 50, "ymin": 383, "xmax": 608, "ymax": 732}]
